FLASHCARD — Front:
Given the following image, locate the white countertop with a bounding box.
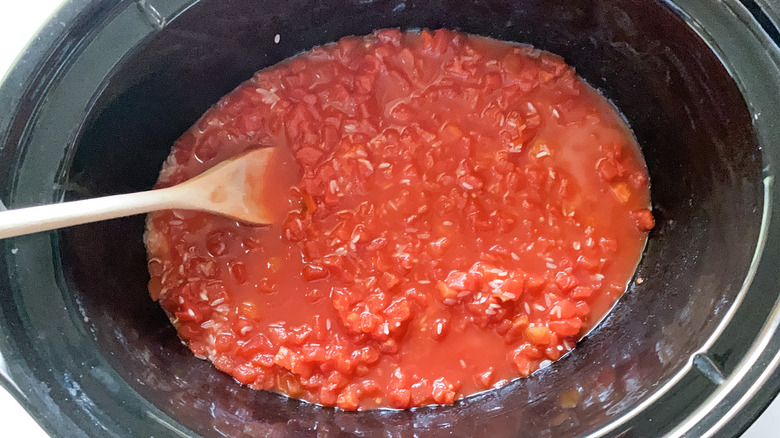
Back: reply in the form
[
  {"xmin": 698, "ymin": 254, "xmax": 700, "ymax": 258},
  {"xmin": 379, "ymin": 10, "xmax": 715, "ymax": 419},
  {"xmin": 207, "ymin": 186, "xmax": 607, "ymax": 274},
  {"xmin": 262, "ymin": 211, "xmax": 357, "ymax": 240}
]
[{"xmin": 0, "ymin": 1, "xmax": 776, "ymax": 436}]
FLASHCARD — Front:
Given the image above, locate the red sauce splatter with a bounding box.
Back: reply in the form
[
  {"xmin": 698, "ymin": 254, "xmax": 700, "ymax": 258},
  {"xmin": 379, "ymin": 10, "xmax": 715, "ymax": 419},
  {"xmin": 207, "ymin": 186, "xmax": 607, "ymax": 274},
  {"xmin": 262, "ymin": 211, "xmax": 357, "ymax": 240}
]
[{"xmin": 145, "ymin": 29, "xmax": 653, "ymax": 410}]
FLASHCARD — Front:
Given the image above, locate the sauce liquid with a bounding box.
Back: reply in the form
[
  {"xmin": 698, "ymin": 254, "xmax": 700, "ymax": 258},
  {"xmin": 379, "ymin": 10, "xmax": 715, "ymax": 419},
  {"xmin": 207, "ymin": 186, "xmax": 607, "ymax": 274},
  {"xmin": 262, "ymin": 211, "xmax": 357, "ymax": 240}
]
[{"xmin": 146, "ymin": 29, "xmax": 653, "ymax": 409}]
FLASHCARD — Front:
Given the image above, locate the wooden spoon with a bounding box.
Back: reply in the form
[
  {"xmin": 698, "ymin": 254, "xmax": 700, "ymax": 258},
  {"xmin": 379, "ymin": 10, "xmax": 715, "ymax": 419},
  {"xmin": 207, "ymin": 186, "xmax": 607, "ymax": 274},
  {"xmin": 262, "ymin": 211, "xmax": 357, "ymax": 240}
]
[{"xmin": 0, "ymin": 147, "xmax": 279, "ymax": 239}]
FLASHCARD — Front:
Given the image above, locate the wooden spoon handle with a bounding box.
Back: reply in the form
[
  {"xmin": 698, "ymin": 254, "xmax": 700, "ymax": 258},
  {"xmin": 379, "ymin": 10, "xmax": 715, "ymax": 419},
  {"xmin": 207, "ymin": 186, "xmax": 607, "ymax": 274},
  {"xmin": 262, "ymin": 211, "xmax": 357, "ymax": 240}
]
[
  {"xmin": 0, "ymin": 148, "xmax": 279, "ymax": 239},
  {"xmin": 0, "ymin": 188, "xmax": 184, "ymax": 239}
]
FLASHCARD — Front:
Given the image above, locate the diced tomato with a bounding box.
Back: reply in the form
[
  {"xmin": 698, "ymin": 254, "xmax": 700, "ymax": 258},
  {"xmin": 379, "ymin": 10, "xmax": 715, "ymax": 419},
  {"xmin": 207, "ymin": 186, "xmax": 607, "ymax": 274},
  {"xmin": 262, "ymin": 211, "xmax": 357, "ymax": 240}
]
[
  {"xmin": 548, "ymin": 318, "xmax": 582, "ymax": 337},
  {"xmin": 526, "ymin": 326, "xmax": 552, "ymax": 345},
  {"xmin": 633, "ymin": 209, "xmax": 655, "ymax": 231},
  {"xmin": 303, "ymin": 264, "xmax": 329, "ymax": 281}
]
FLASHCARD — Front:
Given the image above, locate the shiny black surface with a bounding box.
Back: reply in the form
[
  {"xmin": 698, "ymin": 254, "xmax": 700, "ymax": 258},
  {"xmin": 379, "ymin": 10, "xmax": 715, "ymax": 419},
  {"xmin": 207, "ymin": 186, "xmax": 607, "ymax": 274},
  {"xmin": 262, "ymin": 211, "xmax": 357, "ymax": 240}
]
[{"xmin": 0, "ymin": 0, "xmax": 778, "ymax": 437}]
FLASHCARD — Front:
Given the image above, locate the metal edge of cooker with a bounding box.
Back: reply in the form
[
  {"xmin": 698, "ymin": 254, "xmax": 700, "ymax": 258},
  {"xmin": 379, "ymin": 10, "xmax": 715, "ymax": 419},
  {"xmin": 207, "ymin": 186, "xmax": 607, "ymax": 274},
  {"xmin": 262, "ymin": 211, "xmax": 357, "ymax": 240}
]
[
  {"xmin": 661, "ymin": 1, "xmax": 780, "ymax": 436},
  {"xmin": 0, "ymin": 0, "xmax": 778, "ymax": 437}
]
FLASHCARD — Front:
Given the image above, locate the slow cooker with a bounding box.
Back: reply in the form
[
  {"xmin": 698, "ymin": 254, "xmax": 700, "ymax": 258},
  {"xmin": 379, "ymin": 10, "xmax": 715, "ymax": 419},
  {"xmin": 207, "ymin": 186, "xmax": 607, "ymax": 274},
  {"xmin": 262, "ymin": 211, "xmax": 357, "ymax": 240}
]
[{"xmin": 0, "ymin": 0, "xmax": 779, "ymax": 436}]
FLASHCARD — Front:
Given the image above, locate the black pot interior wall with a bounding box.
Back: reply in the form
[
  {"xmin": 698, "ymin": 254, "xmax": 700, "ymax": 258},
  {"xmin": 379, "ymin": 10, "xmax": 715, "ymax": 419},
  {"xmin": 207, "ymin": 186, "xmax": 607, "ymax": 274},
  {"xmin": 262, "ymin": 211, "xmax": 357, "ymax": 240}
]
[{"xmin": 57, "ymin": 0, "xmax": 761, "ymax": 436}]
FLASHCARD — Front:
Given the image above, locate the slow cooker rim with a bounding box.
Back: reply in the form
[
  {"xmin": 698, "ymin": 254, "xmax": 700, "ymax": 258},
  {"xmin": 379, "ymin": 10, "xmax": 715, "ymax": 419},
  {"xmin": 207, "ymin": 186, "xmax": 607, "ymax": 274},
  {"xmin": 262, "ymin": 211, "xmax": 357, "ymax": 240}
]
[{"xmin": 590, "ymin": 1, "xmax": 780, "ymax": 436}]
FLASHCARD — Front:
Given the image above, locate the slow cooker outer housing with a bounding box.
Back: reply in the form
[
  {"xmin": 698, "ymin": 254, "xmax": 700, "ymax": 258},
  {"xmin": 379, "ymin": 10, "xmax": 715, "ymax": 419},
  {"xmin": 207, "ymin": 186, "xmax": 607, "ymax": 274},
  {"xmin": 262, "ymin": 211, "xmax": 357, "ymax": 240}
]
[{"xmin": 0, "ymin": 0, "xmax": 779, "ymax": 437}]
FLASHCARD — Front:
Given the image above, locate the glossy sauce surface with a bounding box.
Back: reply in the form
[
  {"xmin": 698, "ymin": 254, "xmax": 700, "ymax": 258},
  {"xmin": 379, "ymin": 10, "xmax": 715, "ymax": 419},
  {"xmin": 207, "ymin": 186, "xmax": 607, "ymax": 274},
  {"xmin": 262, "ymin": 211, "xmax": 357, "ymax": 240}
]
[{"xmin": 146, "ymin": 29, "xmax": 653, "ymax": 409}]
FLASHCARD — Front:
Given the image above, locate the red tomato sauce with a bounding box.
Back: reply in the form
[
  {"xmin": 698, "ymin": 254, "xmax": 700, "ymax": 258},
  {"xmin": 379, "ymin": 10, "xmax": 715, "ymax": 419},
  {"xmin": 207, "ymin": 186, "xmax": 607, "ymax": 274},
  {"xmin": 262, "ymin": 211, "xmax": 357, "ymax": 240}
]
[{"xmin": 145, "ymin": 29, "xmax": 653, "ymax": 410}]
